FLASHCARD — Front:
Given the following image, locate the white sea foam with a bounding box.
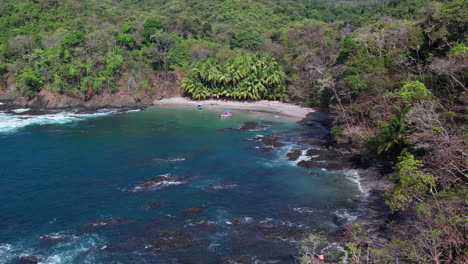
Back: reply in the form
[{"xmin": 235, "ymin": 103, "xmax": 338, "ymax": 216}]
[
  {"xmin": 295, "ymin": 149, "xmax": 312, "ymax": 164},
  {"xmin": 12, "ymin": 108, "xmax": 30, "ymax": 113},
  {"xmin": 334, "ymin": 208, "xmax": 358, "ymax": 223},
  {"xmin": 41, "ymin": 234, "xmax": 105, "ymax": 264},
  {"xmin": 343, "ymin": 170, "xmax": 368, "ymax": 196},
  {"xmin": 0, "ymin": 110, "xmax": 117, "ymax": 133},
  {"xmin": 0, "ymin": 243, "xmax": 13, "ymax": 263}
]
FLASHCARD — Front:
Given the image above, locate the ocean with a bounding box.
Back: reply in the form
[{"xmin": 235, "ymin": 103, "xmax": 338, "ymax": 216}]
[{"xmin": 0, "ymin": 107, "xmax": 365, "ymax": 263}]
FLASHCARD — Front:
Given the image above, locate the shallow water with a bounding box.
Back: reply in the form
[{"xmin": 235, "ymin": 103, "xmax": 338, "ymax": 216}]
[{"xmin": 0, "ymin": 107, "xmax": 364, "ymax": 263}]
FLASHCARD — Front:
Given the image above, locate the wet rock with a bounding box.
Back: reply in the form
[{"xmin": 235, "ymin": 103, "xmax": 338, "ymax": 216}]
[
  {"xmin": 254, "ymin": 223, "xmax": 305, "ymax": 241},
  {"xmin": 17, "ymin": 256, "xmax": 40, "ymax": 264},
  {"xmin": 207, "ymin": 184, "xmax": 236, "ymax": 190},
  {"xmin": 220, "ymin": 255, "xmax": 257, "ymax": 264},
  {"xmin": 184, "ymin": 220, "xmax": 213, "ymax": 231},
  {"xmin": 185, "ymin": 206, "xmax": 205, "ymax": 213},
  {"xmin": 84, "ymin": 217, "xmax": 131, "ymax": 229},
  {"xmin": 260, "ymin": 147, "xmax": 273, "ymax": 152},
  {"xmin": 149, "ymin": 230, "xmax": 193, "ymax": 249},
  {"xmin": 128, "ymin": 175, "xmax": 187, "ymax": 192},
  {"xmin": 40, "ymin": 232, "xmax": 76, "ymax": 245},
  {"xmin": 239, "ymin": 122, "xmax": 266, "ymax": 131},
  {"xmin": 297, "ymin": 160, "xmax": 348, "ymax": 170},
  {"xmin": 306, "ymin": 148, "xmax": 339, "ymax": 160},
  {"xmin": 230, "ymin": 219, "xmax": 242, "ymax": 225},
  {"xmin": 286, "ymin": 149, "xmax": 302, "ymax": 161},
  {"xmin": 253, "ymin": 135, "xmax": 285, "ymax": 148},
  {"xmin": 140, "ymin": 201, "xmax": 163, "ymax": 209},
  {"xmin": 307, "ymin": 171, "xmax": 320, "ymax": 177}
]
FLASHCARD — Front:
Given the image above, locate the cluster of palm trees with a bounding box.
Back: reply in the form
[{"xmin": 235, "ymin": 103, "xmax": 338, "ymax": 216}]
[{"xmin": 182, "ymin": 54, "xmax": 287, "ymax": 100}]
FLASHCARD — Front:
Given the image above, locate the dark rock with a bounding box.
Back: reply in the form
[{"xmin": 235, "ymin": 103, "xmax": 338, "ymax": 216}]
[
  {"xmin": 297, "ymin": 160, "xmax": 349, "ymax": 171},
  {"xmin": 140, "ymin": 201, "xmax": 162, "ymax": 209},
  {"xmin": 286, "ymin": 149, "xmax": 302, "ymax": 161},
  {"xmin": 207, "ymin": 184, "xmax": 236, "ymax": 190},
  {"xmin": 128, "ymin": 175, "xmax": 187, "ymax": 192},
  {"xmin": 220, "ymin": 255, "xmax": 257, "ymax": 264},
  {"xmin": 230, "ymin": 219, "xmax": 242, "ymax": 225},
  {"xmin": 185, "ymin": 206, "xmax": 205, "ymax": 213},
  {"xmin": 253, "ymin": 135, "xmax": 285, "ymax": 147},
  {"xmin": 148, "ymin": 230, "xmax": 193, "ymax": 249},
  {"xmin": 239, "ymin": 122, "xmax": 266, "ymax": 131},
  {"xmin": 17, "ymin": 256, "xmax": 40, "ymax": 264},
  {"xmin": 260, "ymin": 147, "xmax": 273, "ymax": 152},
  {"xmin": 40, "ymin": 232, "xmax": 76, "ymax": 245},
  {"xmin": 306, "ymin": 148, "xmax": 339, "ymax": 160},
  {"xmin": 307, "ymin": 171, "xmax": 320, "ymax": 177},
  {"xmin": 84, "ymin": 217, "xmax": 131, "ymax": 229}
]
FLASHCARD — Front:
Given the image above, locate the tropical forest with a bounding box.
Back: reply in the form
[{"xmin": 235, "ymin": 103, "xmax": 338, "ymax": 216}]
[{"xmin": 0, "ymin": 0, "xmax": 466, "ymax": 263}]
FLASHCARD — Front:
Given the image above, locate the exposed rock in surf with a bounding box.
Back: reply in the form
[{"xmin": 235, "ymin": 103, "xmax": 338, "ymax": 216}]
[
  {"xmin": 261, "ymin": 147, "xmax": 273, "ymax": 152},
  {"xmin": 207, "ymin": 184, "xmax": 237, "ymax": 190},
  {"xmin": 185, "ymin": 206, "xmax": 205, "ymax": 213},
  {"xmin": 230, "ymin": 219, "xmax": 242, "ymax": 225},
  {"xmin": 39, "ymin": 232, "xmax": 76, "ymax": 245},
  {"xmin": 128, "ymin": 175, "xmax": 187, "ymax": 192},
  {"xmin": 184, "ymin": 220, "xmax": 214, "ymax": 231},
  {"xmin": 286, "ymin": 149, "xmax": 302, "ymax": 161},
  {"xmin": 253, "ymin": 222, "xmax": 306, "ymax": 242},
  {"xmin": 306, "ymin": 148, "xmax": 339, "ymax": 160},
  {"xmin": 84, "ymin": 217, "xmax": 131, "ymax": 229},
  {"xmin": 297, "ymin": 160, "xmax": 349, "ymax": 170},
  {"xmin": 220, "ymin": 255, "xmax": 257, "ymax": 264},
  {"xmin": 148, "ymin": 230, "xmax": 193, "ymax": 250},
  {"xmin": 307, "ymin": 171, "xmax": 320, "ymax": 177},
  {"xmin": 140, "ymin": 201, "xmax": 163, "ymax": 210},
  {"xmin": 239, "ymin": 122, "xmax": 267, "ymax": 131},
  {"xmin": 252, "ymin": 135, "xmax": 285, "ymax": 148},
  {"xmin": 17, "ymin": 256, "xmax": 40, "ymax": 264}
]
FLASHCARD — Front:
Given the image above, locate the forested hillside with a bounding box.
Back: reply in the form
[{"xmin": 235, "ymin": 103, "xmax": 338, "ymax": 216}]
[{"xmin": 0, "ymin": 0, "xmax": 466, "ymax": 263}]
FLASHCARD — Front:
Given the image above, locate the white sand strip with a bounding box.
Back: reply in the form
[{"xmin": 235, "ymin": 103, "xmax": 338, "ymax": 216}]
[{"xmin": 153, "ymin": 97, "xmax": 315, "ymax": 122}]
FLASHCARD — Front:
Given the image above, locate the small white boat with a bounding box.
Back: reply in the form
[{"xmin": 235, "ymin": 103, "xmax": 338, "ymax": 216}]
[{"xmin": 220, "ymin": 110, "xmax": 232, "ymax": 117}]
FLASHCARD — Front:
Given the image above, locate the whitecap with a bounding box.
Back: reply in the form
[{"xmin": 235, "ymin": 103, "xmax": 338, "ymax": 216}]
[
  {"xmin": 0, "ymin": 110, "xmax": 117, "ymax": 133},
  {"xmin": 334, "ymin": 208, "xmax": 358, "ymax": 223},
  {"xmin": 295, "ymin": 149, "xmax": 312, "ymax": 164},
  {"xmin": 12, "ymin": 108, "xmax": 30, "ymax": 113},
  {"xmin": 342, "ymin": 170, "xmax": 368, "ymax": 196}
]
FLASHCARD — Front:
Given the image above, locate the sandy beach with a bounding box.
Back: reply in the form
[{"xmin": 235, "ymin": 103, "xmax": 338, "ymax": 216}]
[{"xmin": 153, "ymin": 97, "xmax": 315, "ymax": 122}]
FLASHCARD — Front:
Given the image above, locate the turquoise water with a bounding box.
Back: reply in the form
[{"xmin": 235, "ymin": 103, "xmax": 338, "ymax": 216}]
[{"xmin": 0, "ymin": 108, "xmax": 363, "ymax": 263}]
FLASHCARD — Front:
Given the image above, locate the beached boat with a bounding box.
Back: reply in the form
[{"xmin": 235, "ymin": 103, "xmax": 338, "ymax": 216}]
[{"xmin": 220, "ymin": 110, "xmax": 232, "ymax": 117}]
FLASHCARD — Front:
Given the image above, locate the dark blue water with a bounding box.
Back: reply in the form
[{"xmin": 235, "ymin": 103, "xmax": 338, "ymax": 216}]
[{"xmin": 0, "ymin": 108, "xmax": 363, "ymax": 263}]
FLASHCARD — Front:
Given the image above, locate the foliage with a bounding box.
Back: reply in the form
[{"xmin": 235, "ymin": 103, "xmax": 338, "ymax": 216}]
[
  {"xmin": 61, "ymin": 30, "xmax": 84, "ymax": 46},
  {"xmin": 182, "ymin": 54, "xmax": 286, "ymax": 100},
  {"xmin": 398, "ymin": 80, "xmax": 433, "ymax": 103},
  {"xmin": 231, "ymin": 31, "xmax": 264, "ymax": 51},
  {"xmin": 385, "ymin": 151, "xmax": 436, "ymax": 212},
  {"xmin": 142, "ymin": 18, "xmax": 165, "ymax": 43}
]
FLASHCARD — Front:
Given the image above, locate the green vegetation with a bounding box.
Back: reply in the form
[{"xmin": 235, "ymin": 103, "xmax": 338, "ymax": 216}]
[
  {"xmin": 0, "ymin": 0, "xmax": 466, "ymax": 263},
  {"xmin": 182, "ymin": 54, "xmax": 286, "ymax": 100}
]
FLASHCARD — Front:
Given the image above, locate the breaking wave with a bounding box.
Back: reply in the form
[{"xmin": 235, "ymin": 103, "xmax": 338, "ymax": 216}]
[{"xmin": 0, "ymin": 110, "xmax": 118, "ymax": 133}]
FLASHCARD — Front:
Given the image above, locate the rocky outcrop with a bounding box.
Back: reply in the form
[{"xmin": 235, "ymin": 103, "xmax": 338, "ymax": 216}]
[
  {"xmin": 84, "ymin": 217, "xmax": 131, "ymax": 229},
  {"xmin": 286, "ymin": 149, "xmax": 302, "ymax": 161},
  {"xmin": 7, "ymin": 89, "xmax": 153, "ymax": 109},
  {"xmin": 252, "ymin": 135, "xmax": 285, "ymax": 148},
  {"xmin": 128, "ymin": 175, "xmax": 188, "ymax": 192},
  {"xmin": 17, "ymin": 256, "xmax": 40, "ymax": 264},
  {"xmin": 185, "ymin": 206, "xmax": 205, "ymax": 213}
]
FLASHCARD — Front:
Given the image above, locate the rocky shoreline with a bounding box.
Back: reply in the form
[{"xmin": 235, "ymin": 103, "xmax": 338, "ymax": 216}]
[{"xmin": 297, "ymin": 112, "xmax": 392, "ymax": 245}]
